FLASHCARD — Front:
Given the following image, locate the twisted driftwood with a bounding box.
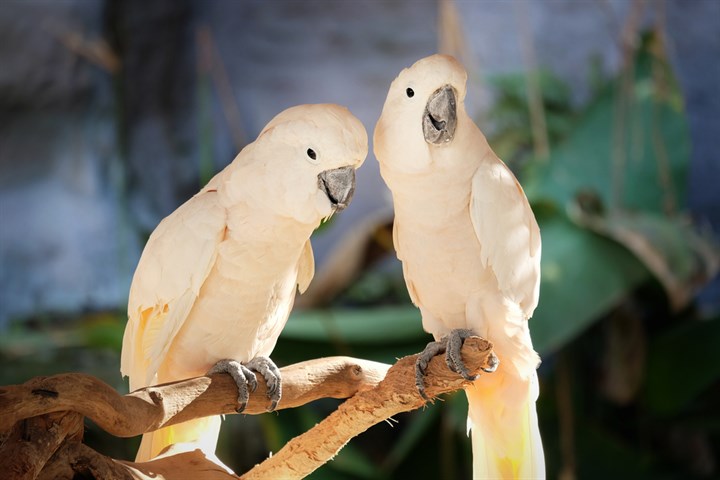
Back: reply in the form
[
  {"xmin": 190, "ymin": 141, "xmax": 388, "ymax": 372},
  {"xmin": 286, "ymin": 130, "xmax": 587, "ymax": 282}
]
[{"xmin": 0, "ymin": 337, "xmax": 495, "ymax": 479}]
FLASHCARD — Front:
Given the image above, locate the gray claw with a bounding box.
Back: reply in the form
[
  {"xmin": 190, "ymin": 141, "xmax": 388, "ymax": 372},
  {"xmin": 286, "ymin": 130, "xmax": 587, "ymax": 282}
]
[
  {"xmin": 482, "ymin": 352, "xmax": 499, "ymax": 373},
  {"xmin": 415, "ymin": 340, "xmax": 446, "ymax": 401},
  {"xmin": 415, "ymin": 329, "xmax": 492, "ymax": 401},
  {"xmin": 245, "ymin": 356, "xmax": 282, "ymax": 412},
  {"xmin": 446, "ymin": 329, "xmax": 479, "ymax": 381},
  {"xmin": 208, "ymin": 359, "xmax": 257, "ymax": 413}
]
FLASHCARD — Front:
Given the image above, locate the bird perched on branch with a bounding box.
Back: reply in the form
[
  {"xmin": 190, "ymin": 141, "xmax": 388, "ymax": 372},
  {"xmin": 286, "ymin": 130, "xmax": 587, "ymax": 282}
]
[
  {"xmin": 121, "ymin": 104, "xmax": 367, "ymax": 463},
  {"xmin": 374, "ymin": 54, "xmax": 545, "ymax": 479}
]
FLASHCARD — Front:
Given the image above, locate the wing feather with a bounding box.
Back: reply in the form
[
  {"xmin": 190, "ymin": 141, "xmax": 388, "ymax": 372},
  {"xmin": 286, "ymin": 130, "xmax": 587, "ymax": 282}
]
[
  {"xmin": 296, "ymin": 239, "xmax": 315, "ymax": 294},
  {"xmin": 470, "ymin": 159, "xmax": 541, "ymax": 318},
  {"xmin": 121, "ymin": 191, "xmax": 227, "ymax": 389},
  {"xmin": 392, "ymin": 218, "xmax": 423, "ymax": 307}
]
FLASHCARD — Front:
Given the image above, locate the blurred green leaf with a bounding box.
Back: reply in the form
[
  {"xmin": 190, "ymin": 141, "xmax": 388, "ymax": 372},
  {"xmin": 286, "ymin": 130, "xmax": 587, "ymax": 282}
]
[
  {"xmin": 0, "ymin": 312, "xmax": 126, "ymax": 356},
  {"xmin": 645, "ymin": 316, "xmax": 720, "ymax": 415},
  {"xmin": 575, "ymin": 425, "xmax": 673, "ymax": 480},
  {"xmin": 523, "ymin": 54, "xmax": 689, "ymax": 213},
  {"xmin": 381, "ymin": 406, "xmax": 440, "ymax": 473},
  {"xmin": 282, "ymin": 306, "xmax": 425, "ymax": 345},
  {"xmin": 488, "ymin": 70, "xmax": 572, "ymax": 111},
  {"xmin": 81, "ymin": 314, "xmax": 126, "ymax": 350},
  {"xmin": 296, "ymin": 408, "xmax": 382, "ymax": 480},
  {"xmin": 0, "ymin": 327, "xmax": 78, "ymax": 357},
  {"xmin": 532, "ymin": 214, "xmax": 648, "ymax": 354},
  {"xmin": 257, "ymin": 413, "xmax": 284, "ymax": 453},
  {"xmin": 567, "ymin": 200, "xmax": 720, "ymax": 310},
  {"xmin": 487, "ymin": 70, "xmax": 575, "ymax": 164},
  {"xmin": 325, "ymin": 444, "xmax": 384, "ymax": 480},
  {"xmin": 521, "ymin": 37, "xmax": 695, "ymax": 356}
]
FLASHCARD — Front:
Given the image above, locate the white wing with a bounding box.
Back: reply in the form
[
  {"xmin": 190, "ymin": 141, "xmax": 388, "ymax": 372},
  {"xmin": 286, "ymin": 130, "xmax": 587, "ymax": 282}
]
[
  {"xmin": 470, "ymin": 159, "xmax": 541, "ymax": 318},
  {"xmin": 121, "ymin": 190, "xmax": 227, "ymax": 390},
  {"xmin": 296, "ymin": 239, "xmax": 315, "ymax": 294}
]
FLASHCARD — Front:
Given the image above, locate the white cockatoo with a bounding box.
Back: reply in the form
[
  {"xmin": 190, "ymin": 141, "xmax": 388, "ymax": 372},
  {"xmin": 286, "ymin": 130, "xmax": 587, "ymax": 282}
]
[
  {"xmin": 121, "ymin": 104, "xmax": 368, "ymax": 463},
  {"xmin": 374, "ymin": 55, "xmax": 545, "ymax": 479}
]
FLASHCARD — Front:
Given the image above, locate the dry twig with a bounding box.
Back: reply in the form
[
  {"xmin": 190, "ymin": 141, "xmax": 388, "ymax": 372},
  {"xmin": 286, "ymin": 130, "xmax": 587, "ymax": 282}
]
[
  {"xmin": 1, "ymin": 339, "xmax": 494, "ymax": 479},
  {"xmin": 242, "ymin": 337, "xmax": 494, "ymax": 479}
]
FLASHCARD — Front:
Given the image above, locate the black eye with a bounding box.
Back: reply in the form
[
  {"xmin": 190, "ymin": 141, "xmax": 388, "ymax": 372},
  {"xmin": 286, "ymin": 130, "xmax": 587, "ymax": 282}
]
[
  {"xmin": 307, "ymin": 148, "xmax": 317, "ymax": 160},
  {"xmin": 406, "ymin": 87, "xmax": 414, "ymax": 98}
]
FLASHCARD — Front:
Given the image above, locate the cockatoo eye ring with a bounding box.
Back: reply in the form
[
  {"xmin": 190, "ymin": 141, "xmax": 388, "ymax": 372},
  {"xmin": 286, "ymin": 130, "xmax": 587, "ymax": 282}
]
[
  {"xmin": 307, "ymin": 148, "xmax": 317, "ymax": 160},
  {"xmin": 406, "ymin": 88, "xmax": 414, "ymax": 98}
]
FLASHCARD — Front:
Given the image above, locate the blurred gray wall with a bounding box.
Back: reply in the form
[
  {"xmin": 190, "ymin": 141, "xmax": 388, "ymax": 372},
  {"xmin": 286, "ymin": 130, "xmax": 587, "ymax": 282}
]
[{"xmin": 1, "ymin": 0, "xmax": 716, "ymax": 325}]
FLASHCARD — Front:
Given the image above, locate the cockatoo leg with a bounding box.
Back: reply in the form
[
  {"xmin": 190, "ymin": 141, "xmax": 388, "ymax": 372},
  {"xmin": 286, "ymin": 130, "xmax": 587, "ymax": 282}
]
[
  {"xmin": 208, "ymin": 357, "xmax": 282, "ymax": 412},
  {"xmin": 415, "ymin": 339, "xmax": 447, "ymax": 401},
  {"xmin": 445, "ymin": 328, "xmax": 482, "ymax": 380},
  {"xmin": 446, "ymin": 328, "xmax": 499, "ymax": 375},
  {"xmin": 208, "ymin": 359, "xmax": 258, "ymax": 413},
  {"xmin": 245, "ymin": 356, "xmax": 282, "ymax": 411},
  {"xmin": 415, "ymin": 329, "xmax": 499, "ymax": 401}
]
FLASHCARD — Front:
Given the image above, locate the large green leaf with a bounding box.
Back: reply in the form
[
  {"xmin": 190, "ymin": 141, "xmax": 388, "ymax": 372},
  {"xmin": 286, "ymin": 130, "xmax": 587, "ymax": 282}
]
[
  {"xmin": 523, "ymin": 55, "xmax": 689, "ymax": 214},
  {"xmin": 567, "ymin": 200, "xmax": 719, "ymax": 310},
  {"xmin": 531, "ymin": 214, "xmax": 648, "ymax": 354},
  {"xmin": 520, "ymin": 40, "xmax": 693, "ymax": 353}
]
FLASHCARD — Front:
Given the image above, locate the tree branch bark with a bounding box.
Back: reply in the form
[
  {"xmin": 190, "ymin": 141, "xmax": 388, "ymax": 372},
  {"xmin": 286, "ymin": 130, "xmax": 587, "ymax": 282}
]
[
  {"xmin": 0, "ymin": 411, "xmax": 84, "ymax": 480},
  {"xmin": 0, "ymin": 356, "xmax": 390, "ymax": 436},
  {"xmin": 240, "ymin": 337, "xmax": 494, "ymax": 479},
  {"xmin": 0, "ymin": 338, "xmax": 494, "ymax": 479}
]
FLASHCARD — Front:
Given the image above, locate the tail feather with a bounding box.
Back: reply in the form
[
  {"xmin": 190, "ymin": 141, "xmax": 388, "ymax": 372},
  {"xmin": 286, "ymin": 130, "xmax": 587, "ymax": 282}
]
[
  {"xmin": 466, "ymin": 370, "xmax": 544, "ymax": 479},
  {"xmin": 136, "ymin": 415, "xmax": 222, "ymax": 462}
]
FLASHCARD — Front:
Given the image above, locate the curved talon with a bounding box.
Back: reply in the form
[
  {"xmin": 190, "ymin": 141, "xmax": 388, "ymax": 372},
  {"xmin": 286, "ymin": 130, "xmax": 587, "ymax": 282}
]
[
  {"xmin": 245, "ymin": 369, "xmax": 259, "ymax": 394},
  {"xmin": 208, "ymin": 357, "xmax": 283, "ymax": 412},
  {"xmin": 481, "ymin": 352, "xmax": 499, "ymax": 373},
  {"xmin": 446, "ymin": 329, "xmax": 479, "ymax": 381},
  {"xmin": 208, "ymin": 359, "xmax": 257, "ymax": 413},
  {"xmin": 245, "ymin": 356, "xmax": 282, "ymax": 412},
  {"xmin": 415, "ymin": 339, "xmax": 446, "ymax": 401},
  {"xmin": 415, "ymin": 329, "xmax": 495, "ymax": 400},
  {"xmin": 415, "ymin": 360, "xmax": 430, "ymax": 401}
]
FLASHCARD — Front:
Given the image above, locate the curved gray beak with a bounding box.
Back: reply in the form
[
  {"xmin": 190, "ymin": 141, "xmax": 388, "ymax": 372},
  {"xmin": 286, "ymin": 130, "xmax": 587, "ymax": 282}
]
[
  {"xmin": 318, "ymin": 166, "xmax": 355, "ymax": 211},
  {"xmin": 423, "ymin": 85, "xmax": 457, "ymax": 145}
]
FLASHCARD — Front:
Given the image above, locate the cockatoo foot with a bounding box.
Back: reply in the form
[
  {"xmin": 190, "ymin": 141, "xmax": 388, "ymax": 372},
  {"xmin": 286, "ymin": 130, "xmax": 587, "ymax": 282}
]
[
  {"xmin": 444, "ymin": 329, "xmax": 480, "ymax": 381},
  {"xmin": 481, "ymin": 351, "xmax": 499, "ymax": 374},
  {"xmin": 415, "ymin": 339, "xmax": 447, "ymax": 401},
  {"xmin": 245, "ymin": 356, "xmax": 282, "ymax": 411},
  {"xmin": 208, "ymin": 359, "xmax": 258, "ymax": 413},
  {"xmin": 415, "ymin": 329, "xmax": 499, "ymax": 401},
  {"xmin": 208, "ymin": 357, "xmax": 282, "ymax": 412}
]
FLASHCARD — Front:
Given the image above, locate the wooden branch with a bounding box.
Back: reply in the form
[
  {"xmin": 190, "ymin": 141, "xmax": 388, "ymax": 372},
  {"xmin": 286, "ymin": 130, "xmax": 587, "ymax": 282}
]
[
  {"xmin": 38, "ymin": 441, "xmax": 134, "ymax": 480},
  {"xmin": 0, "ymin": 338, "xmax": 494, "ymax": 479},
  {"xmin": 0, "ymin": 411, "xmax": 84, "ymax": 480},
  {"xmin": 0, "ymin": 357, "xmax": 390, "ymax": 437},
  {"xmin": 240, "ymin": 336, "xmax": 494, "ymax": 479}
]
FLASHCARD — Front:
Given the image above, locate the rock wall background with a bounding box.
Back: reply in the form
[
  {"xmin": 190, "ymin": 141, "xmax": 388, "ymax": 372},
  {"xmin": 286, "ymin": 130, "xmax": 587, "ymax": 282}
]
[{"xmin": 1, "ymin": 0, "xmax": 717, "ymax": 325}]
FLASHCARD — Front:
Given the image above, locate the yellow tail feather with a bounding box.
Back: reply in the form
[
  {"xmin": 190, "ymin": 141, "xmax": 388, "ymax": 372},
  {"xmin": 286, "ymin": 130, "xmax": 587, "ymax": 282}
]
[
  {"xmin": 466, "ymin": 370, "xmax": 545, "ymax": 479},
  {"xmin": 135, "ymin": 415, "xmax": 222, "ymax": 462}
]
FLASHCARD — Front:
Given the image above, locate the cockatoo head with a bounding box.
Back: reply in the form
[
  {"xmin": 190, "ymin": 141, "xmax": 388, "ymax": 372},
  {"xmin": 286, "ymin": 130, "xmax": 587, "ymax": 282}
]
[
  {"xmin": 374, "ymin": 54, "xmax": 468, "ymax": 173},
  {"xmin": 242, "ymin": 104, "xmax": 367, "ymax": 225}
]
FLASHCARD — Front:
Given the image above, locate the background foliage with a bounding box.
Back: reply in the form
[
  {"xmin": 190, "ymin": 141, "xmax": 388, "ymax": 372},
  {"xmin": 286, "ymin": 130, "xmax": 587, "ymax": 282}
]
[{"xmin": 2, "ymin": 1, "xmax": 719, "ymax": 479}]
